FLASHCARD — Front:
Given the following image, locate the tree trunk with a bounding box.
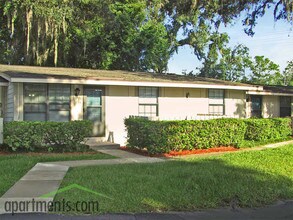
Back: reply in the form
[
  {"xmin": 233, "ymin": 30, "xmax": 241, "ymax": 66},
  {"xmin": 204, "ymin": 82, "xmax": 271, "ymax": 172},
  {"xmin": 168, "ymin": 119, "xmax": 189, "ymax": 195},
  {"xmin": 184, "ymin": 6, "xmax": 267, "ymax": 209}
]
[
  {"xmin": 54, "ymin": 23, "xmax": 59, "ymax": 67},
  {"xmin": 42, "ymin": 19, "xmax": 49, "ymax": 64},
  {"xmin": 25, "ymin": 7, "xmax": 33, "ymax": 65},
  {"xmin": 83, "ymin": 40, "xmax": 87, "ymax": 57},
  {"xmin": 62, "ymin": 15, "xmax": 67, "ymax": 65},
  {"xmin": 36, "ymin": 19, "xmax": 41, "ymax": 65},
  {"xmin": 11, "ymin": 9, "xmax": 17, "ymax": 39}
]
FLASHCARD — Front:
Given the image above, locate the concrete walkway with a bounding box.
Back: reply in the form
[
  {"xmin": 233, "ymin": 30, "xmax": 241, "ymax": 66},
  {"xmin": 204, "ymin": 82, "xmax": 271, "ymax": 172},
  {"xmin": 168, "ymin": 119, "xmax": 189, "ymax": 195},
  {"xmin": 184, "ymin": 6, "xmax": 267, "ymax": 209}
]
[
  {"xmin": 45, "ymin": 143, "xmax": 164, "ymax": 167},
  {"xmin": 0, "ymin": 143, "xmax": 164, "ymax": 214},
  {"xmin": 0, "ymin": 163, "xmax": 69, "ymax": 213}
]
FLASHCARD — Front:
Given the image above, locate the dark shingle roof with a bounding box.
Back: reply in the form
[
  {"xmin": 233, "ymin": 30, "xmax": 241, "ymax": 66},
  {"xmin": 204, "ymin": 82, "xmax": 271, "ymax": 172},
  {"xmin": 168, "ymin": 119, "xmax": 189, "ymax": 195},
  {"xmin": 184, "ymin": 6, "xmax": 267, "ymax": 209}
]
[{"xmin": 263, "ymin": 85, "xmax": 293, "ymax": 94}]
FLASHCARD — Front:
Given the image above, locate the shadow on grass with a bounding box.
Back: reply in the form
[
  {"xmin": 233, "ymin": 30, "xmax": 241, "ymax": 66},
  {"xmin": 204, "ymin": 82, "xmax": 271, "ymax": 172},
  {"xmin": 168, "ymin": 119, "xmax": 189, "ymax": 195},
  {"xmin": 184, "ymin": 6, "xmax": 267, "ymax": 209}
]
[
  {"xmin": 0, "ymin": 153, "xmax": 114, "ymax": 197},
  {"xmin": 54, "ymin": 155, "xmax": 293, "ymax": 214}
]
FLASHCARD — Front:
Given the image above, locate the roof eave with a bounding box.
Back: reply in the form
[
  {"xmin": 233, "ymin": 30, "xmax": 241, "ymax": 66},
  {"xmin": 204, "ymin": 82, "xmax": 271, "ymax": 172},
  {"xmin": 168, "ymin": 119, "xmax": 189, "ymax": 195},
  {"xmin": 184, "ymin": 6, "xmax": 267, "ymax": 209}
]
[
  {"xmin": 247, "ymin": 90, "xmax": 293, "ymax": 96},
  {"xmin": 9, "ymin": 77, "xmax": 262, "ymax": 91}
]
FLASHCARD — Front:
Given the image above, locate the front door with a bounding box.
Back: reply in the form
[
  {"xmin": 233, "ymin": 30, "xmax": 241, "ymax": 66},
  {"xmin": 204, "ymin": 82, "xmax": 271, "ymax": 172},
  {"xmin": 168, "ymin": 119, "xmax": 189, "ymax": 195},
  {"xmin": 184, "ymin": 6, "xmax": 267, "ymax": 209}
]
[
  {"xmin": 251, "ymin": 95, "xmax": 262, "ymax": 118},
  {"xmin": 84, "ymin": 86, "xmax": 105, "ymax": 137}
]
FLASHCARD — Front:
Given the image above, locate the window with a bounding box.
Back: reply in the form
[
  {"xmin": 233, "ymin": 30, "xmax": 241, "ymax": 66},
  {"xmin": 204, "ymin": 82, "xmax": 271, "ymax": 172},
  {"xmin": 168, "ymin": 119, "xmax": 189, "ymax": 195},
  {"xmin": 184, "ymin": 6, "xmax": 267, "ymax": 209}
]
[
  {"xmin": 280, "ymin": 96, "xmax": 291, "ymax": 117},
  {"xmin": 24, "ymin": 84, "xmax": 47, "ymax": 121},
  {"xmin": 48, "ymin": 84, "xmax": 71, "ymax": 122},
  {"xmin": 24, "ymin": 83, "xmax": 71, "ymax": 121},
  {"xmin": 138, "ymin": 87, "xmax": 158, "ymax": 117},
  {"xmin": 250, "ymin": 95, "xmax": 262, "ymax": 118},
  {"xmin": 84, "ymin": 88, "xmax": 103, "ymax": 122},
  {"xmin": 208, "ymin": 89, "xmax": 224, "ymax": 115}
]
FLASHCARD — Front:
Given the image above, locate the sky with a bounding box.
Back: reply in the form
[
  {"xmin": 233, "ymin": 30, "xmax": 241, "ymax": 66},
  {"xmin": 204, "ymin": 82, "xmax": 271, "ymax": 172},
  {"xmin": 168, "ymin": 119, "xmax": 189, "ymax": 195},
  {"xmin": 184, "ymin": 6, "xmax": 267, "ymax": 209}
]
[{"xmin": 167, "ymin": 9, "xmax": 293, "ymax": 74}]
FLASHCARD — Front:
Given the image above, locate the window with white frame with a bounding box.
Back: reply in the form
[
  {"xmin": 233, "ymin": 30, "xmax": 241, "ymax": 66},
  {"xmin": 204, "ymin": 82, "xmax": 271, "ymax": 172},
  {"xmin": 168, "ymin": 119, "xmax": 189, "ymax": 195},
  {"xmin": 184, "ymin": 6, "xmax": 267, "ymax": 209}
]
[
  {"xmin": 24, "ymin": 84, "xmax": 47, "ymax": 121},
  {"xmin": 24, "ymin": 83, "xmax": 71, "ymax": 121},
  {"xmin": 48, "ymin": 84, "xmax": 71, "ymax": 122},
  {"xmin": 208, "ymin": 89, "xmax": 225, "ymax": 115},
  {"xmin": 138, "ymin": 87, "xmax": 158, "ymax": 117}
]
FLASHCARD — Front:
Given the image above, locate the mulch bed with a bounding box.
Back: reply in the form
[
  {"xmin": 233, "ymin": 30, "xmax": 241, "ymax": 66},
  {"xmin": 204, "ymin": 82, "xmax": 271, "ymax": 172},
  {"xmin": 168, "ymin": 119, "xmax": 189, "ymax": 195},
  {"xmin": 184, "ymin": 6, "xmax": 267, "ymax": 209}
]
[
  {"xmin": 120, "ymin": 146, "xmax": 238, "ymax": 158},
  {"xmin": 120, "ymin": 146, "xmax": 155, "ymax": 157}
]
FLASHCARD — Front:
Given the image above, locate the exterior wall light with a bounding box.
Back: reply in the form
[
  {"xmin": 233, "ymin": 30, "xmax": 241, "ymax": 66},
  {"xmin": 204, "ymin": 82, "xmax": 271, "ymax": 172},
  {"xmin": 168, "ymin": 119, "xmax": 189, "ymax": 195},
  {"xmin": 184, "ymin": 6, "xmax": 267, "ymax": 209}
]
[{"xmin": 74, "ymin": 88, "xmax": 81, "ymax": 97}]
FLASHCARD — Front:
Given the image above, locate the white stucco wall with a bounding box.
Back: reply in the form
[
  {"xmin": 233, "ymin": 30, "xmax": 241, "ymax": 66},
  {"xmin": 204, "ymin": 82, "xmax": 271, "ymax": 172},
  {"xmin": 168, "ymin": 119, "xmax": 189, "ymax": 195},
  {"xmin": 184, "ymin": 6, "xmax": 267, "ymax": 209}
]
[
  {"xmin": 262, "ymin": 95, "xmax": 280, "ymax": 118},
  {"xmin": 158, "ymin": 88, "xmax": 246, "ymax": 119},
  {"xmin": 70, "ymin": 84, "xmax": 84, "ymax": 121},
  {"xmin": 104, "ymin": 86, "xmax": 247, "ymax": 145},
  {"xmin": 105, "ymin": 86, "xmax": 138, "ymax": 145},
  {"xmin": 225, "ymin": 90, "xmax": 246, "ymax": 118},
  {"xmin": 158, "ymin": 87, "xmax": 208, "ymax": 119}
]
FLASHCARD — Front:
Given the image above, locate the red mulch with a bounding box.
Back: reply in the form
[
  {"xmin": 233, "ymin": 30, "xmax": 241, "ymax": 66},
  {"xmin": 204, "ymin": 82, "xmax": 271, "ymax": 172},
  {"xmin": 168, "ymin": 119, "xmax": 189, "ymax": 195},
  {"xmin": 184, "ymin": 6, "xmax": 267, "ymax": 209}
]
[
  {"xmin": 120, "ymin": 146, "xmax": 238, "ymax": 158},
  {"xmin": 0, "ymin": 151, "xmax": 11, "ymax": 155}
]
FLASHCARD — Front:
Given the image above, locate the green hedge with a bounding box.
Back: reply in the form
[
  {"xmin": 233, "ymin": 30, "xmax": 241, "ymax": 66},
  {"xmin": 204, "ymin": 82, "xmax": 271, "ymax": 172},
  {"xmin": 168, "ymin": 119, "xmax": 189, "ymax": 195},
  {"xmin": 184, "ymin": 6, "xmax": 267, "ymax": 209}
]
[
  {"xmin": 125, "ymin": 117, "xmax": 292, "ymax": 154},
  {"xmin": 125, "ymin": 117, "xmax": 247, "ymax": 154},
  {"xmin": 244, "ymin": 118, "xmax": 292, "ymax": 141},
  {"xmin": 4, "ymin": 120, "xmax": 93, "ymax": 152}
]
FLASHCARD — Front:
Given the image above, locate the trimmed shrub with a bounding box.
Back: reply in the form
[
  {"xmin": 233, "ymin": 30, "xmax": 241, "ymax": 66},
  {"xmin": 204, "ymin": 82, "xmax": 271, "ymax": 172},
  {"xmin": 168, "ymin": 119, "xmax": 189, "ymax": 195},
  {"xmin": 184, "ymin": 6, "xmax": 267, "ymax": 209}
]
[
  {"xmin": 125, "ymin": 117, "xmax": 292, "ymax": 154},
  {"xmin": 125, "ymin": 117, "xmax": 247, "ymax": 154},
  {"xmin": 244, "ymin": 118, "xmax": 291, "ymax": 141},
  {"xmin": 4, "ymin": 120, "xmax": 93, "ymax": 152}
]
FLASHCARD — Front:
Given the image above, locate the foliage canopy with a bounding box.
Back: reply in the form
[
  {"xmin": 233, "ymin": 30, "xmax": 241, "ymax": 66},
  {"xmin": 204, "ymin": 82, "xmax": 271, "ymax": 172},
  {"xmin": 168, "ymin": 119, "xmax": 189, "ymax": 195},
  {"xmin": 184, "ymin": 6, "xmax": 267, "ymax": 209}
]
[{"xmin": 0, "ymin": 0, "xmax": 292, "ymax": 83}]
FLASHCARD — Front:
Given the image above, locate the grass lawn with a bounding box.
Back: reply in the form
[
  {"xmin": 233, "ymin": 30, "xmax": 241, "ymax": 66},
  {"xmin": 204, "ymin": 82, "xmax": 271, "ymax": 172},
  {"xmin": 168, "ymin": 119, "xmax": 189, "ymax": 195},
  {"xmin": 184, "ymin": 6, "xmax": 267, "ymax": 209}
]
[
  {"xmin": 54, "ymin": 144, "xmax": 293, "ymax": 214},
  {"xmin": 239, "ymin": 137, "xmax": 292, "ymax": 148},
  {"xmin": 0, "ymin": 152, "xmax": 114, "ymax": 197}
]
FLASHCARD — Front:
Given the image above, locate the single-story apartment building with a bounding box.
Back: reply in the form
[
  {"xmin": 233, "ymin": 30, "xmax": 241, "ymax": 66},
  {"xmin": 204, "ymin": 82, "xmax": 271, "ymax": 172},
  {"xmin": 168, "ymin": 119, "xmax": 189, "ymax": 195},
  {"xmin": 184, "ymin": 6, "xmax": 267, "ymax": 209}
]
[{"xmin": 0, "ymin": 65, "xmax": 292, "ymax": 145}]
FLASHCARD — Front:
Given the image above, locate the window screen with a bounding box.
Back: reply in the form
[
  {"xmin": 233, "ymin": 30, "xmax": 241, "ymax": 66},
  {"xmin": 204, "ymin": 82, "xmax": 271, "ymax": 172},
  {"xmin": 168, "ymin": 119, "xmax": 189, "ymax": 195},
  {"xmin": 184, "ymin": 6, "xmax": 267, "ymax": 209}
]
[
  {"xmin": 24, "ymin": 84, "xmax": 47, "ymax": 121},
  {"xmin": 48, "ymin": 84, "xmax": 71, "ymax": 122},
  {"xmin": 138, "ymin": 87, "xmax": 158, "ymax": 117},
  {"xmin": 208, "ymin": 89, "xmax": 224, "ymax": 115},
  {"xmin": 24, "ymin": 83, "xmax": 71, "ymax": 122},
  {"xmin": 84, "ymin": 88, "xmax": 103, "ymax": 122}
]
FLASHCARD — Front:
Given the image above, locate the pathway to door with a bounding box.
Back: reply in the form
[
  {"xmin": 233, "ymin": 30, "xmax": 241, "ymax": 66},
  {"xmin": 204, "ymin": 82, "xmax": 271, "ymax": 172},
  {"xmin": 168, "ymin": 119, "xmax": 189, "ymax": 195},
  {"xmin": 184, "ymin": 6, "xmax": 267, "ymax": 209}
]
[{"xmin": 0, "ymin": 143, "xmax": 165, "ymax": 214}]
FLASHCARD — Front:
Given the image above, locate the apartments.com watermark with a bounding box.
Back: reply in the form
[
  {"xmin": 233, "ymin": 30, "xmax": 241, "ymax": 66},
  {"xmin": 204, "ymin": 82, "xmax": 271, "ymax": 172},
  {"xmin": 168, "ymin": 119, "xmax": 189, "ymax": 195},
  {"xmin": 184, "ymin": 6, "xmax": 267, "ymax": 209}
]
[
  {"xmin": 2, "ymin": 183, "xmax": 113, "ymax": 214},
  {"xmin": 4, "ymin": 199, "xmax": 99, "ymax": 214}
]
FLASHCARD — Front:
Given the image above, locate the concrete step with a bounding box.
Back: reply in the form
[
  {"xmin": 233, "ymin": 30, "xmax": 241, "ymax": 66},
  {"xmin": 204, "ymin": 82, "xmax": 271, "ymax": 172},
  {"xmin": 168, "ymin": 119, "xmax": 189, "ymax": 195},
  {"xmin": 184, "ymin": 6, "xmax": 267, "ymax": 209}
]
[
  {"xmin": 88, "ymin": 143, "xmax": 120, "ymax": 151},
  {"xmin": 86, "ymin": 138, "xmax": 120, "ymax": 148}
]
